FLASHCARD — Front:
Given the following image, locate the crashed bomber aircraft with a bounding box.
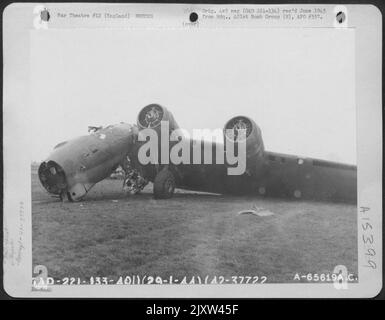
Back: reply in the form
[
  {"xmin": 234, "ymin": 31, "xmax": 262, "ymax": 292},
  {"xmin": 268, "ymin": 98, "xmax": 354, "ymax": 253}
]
[{"xmin": 38, "ymin": 104, "xmax": 357, "ymax": 203}]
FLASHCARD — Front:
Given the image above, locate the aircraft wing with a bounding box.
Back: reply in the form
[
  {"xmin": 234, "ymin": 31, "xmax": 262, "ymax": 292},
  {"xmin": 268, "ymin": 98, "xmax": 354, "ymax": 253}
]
[{"xmin": 258, "ymin": 151, "xmax": 357, "ymax": 202}]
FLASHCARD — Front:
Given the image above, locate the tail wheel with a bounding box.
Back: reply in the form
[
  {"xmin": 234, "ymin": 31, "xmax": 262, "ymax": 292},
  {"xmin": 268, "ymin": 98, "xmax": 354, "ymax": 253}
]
[{"xmin": 153, "ymin": 168, "xmax": 176, "ymax": 199}]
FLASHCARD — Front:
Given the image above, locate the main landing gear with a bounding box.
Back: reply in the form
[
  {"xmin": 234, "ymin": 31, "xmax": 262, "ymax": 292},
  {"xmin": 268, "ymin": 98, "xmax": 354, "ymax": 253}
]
[{"xmin": 153, "ymin": 166, "xmax": 176, "ymax": 199}]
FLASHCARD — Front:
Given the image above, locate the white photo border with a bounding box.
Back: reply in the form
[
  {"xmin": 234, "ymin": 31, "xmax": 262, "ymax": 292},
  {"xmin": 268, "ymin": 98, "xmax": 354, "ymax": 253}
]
[{"xmin": 2, "ymin": 3, "xmax": 382, "ymax": 298}]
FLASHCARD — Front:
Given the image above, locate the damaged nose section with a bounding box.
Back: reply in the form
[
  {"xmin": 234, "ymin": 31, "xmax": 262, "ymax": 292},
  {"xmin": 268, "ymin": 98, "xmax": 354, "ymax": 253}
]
[
  {"xmin": 38, "ymin": 160, "xmax": 90, "ymax": 201},
  {"xmin": 38, "ymin": 161, "xmax": 68, "ymax": 197}
]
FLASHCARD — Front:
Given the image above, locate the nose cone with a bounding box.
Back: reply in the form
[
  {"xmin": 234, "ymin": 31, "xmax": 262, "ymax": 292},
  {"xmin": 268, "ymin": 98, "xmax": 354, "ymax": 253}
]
[{"xmin": 38, "ymin": 160, "xmax": 68, "ymax": 195}]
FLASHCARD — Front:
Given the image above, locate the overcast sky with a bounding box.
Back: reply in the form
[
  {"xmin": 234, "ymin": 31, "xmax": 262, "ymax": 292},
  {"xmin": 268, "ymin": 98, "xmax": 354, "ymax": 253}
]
[{"xmin": 30, "ymin": 28, "xmax": 356, "ymax": 164}]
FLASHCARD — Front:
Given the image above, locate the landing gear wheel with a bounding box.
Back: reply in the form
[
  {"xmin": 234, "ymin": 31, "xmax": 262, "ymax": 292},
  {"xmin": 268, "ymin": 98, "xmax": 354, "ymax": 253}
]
[
  {"xmin": 66, "ymin": 192, "xmax": 75, "ymax": 202},
  {"xmin": 153, "ymin": 168, "xmax": 176, "ymax": 199}
]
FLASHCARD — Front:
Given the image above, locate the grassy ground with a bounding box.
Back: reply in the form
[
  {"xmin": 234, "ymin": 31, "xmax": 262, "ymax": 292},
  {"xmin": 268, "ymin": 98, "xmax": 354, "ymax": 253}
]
[{"xmin": 32, "ymin": 170, "xmax": 357, "ymax": 283}]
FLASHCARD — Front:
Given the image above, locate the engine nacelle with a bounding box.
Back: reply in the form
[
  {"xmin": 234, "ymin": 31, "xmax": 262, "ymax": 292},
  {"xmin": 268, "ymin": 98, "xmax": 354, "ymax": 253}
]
[
  {"xmin": 223, "ymin": 116, "xmax": 265, "ymax": 175},
  {"xmin": 137, "ymin": 104, "xmax": 179, "ymax": 134}
]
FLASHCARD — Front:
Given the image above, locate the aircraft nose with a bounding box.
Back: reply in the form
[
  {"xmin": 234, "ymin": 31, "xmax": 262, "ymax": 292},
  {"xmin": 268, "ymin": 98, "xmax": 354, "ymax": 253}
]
[{"xmin": 38, "ymin": 160, "xmax": 68, "ymax": 195}]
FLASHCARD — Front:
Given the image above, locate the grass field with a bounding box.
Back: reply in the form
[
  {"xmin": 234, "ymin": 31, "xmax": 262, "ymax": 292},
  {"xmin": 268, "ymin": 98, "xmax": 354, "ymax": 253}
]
[{"xmin": 32, "ymin": 170, "xmax": 358, "ymax": 283}]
